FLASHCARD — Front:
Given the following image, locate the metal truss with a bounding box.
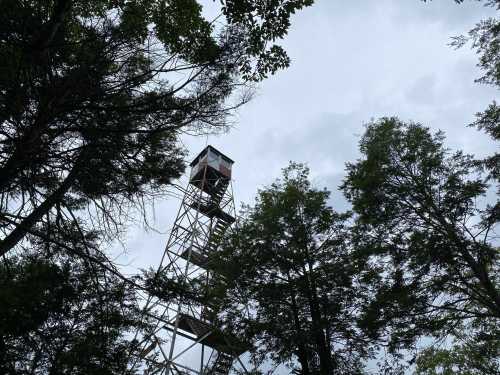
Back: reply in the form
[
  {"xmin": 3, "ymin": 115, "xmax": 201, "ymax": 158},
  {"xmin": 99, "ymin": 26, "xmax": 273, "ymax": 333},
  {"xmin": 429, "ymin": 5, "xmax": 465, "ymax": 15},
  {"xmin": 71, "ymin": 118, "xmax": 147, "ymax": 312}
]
[{"xmin": 129, "ymin": 157, "xmax": 249, "ymax": 375}]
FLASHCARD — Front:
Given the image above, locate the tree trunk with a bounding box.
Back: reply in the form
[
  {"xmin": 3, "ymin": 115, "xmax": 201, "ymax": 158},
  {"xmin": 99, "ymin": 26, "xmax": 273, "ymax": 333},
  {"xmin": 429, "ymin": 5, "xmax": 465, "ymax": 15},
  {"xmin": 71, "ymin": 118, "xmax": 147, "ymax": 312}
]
[
  {"xmin": 0, "ymin": 164, "xmax": 79, "ymax": 256},
  {"xmin": 34, "ymin": 0, "xmax": 72, "ymax": 52},
  {"xmin": 290, "ymin": 290, "xmax": 310, "ymax": 375},
  {"xmin": 429, "ymin": 198, "xmax": 500, "ymax": 315},
  {"xmin": 308, "ymin": 295, "xmax": 333, "ymax": 375},
  {"xmin": 302, "ymin": 262, "xmax": 335, "ymax": 375}
]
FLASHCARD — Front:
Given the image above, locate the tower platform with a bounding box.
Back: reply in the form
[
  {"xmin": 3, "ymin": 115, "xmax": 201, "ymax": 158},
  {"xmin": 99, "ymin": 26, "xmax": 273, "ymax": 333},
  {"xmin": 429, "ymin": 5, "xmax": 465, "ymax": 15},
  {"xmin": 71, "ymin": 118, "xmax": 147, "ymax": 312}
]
[{"xmin": 177, "ymin": 314, "xmax": 250, "ymax": 356}]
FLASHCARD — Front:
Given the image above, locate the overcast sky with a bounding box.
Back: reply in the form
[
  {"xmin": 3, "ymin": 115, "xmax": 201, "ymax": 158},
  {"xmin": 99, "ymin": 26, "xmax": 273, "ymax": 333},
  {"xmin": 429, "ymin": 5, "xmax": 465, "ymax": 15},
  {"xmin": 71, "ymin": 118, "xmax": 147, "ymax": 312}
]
[
  {"xmin": 116, "ymin": 1, "xmax": 497, "ymax": 370},
  {"xmin": 117, "ymin": 0, "xmax": 497, "ymax": 269}
]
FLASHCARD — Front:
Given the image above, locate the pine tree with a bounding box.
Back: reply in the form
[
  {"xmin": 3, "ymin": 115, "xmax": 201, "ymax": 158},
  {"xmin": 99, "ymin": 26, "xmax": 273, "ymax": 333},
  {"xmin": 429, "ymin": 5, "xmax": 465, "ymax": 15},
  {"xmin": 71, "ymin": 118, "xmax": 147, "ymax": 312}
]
[
  {"xmin": 213, "ymin": 163, "xmax": 373, "ymax": 375},
  {"xmin": 342, "ymin": 118, "xmax": 499, "ymax": 353}
]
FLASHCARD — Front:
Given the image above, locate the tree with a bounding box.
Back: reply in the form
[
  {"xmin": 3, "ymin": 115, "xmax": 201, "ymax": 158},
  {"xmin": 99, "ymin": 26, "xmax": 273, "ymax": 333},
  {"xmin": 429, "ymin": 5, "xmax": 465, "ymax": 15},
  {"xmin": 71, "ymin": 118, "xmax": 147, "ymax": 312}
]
[
  {"xmin": 448, "ymin": 0, "xmax": 499, "ymax": 186},
  {"xmin": 0, "ymin": 0, "xmax": 314, "ymax": 261},
  {"xmin": 213, "ymin": 163, "xmax": 374, "ymax": 375},
  {"xmin": 415, "ymin": 326, "xmax": 500, "ymax": 375},
  {"xmin": 0, "ymin": 2, "xmax": 315, "ymax": 373},
  {"xmin": 0, "ymin": 224, "xmax": 143, "ymax": 375},
  {"xmin": 341, "ymin": 118, "xmax": 499, "ymax": 354}
]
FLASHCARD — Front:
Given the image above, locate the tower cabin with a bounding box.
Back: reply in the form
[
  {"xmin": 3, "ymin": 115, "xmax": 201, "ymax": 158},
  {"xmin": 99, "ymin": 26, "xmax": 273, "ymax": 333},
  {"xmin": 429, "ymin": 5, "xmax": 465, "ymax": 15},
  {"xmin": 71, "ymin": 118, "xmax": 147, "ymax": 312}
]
[
  {"xmin": 182, "ymin": 146, "xmax": 235, "ymax": 267},
  {"xmin": 189, "ymin": 145, "xmax": 233, "ymax": 194}
]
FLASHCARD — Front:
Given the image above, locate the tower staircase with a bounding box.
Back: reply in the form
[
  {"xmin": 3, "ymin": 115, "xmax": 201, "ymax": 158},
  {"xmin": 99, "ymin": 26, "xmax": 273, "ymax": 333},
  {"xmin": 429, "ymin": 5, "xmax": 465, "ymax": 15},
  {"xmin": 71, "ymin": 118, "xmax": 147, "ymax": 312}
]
[
  {"xmin": 133, "ymin": 146, "xmax": 249, "ymax": 375},
  {"xmin": 206, "ymin": 352, "xmax": 233, "ymax": 375}
]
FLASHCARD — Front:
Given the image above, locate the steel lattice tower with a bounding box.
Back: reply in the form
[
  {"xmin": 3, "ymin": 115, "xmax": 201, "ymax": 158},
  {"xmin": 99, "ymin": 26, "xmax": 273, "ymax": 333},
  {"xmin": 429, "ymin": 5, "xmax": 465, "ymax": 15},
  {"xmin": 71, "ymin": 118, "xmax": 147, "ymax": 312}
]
[{"xmin": 132, "ymin": 146, "xmax": 249, "ymax": 375}]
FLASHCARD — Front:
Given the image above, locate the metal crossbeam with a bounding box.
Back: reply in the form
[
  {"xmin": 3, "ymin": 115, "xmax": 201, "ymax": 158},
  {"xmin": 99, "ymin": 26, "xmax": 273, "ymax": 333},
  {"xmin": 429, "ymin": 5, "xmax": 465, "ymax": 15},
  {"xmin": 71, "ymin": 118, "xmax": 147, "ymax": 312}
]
[{"xmin": 129, "ymin": 147, "xmax": 249, "ymax": 375}]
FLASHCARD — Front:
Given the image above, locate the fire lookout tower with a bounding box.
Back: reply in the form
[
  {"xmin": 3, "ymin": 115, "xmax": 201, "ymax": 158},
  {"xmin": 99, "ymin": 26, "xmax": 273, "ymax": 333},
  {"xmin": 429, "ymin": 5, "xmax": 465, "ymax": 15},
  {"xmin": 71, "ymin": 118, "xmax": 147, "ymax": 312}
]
[{"xmin": 133, "ymin": 146, "xmax": 250, "ymax": 375}]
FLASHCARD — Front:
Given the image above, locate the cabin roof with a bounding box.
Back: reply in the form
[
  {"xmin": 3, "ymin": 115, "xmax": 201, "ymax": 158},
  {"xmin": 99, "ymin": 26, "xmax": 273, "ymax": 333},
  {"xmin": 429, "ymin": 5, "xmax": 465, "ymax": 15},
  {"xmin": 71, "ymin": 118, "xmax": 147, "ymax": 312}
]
[{"xmin": 190, "ymin": 145, "xmax": 234, "ymax": 167}]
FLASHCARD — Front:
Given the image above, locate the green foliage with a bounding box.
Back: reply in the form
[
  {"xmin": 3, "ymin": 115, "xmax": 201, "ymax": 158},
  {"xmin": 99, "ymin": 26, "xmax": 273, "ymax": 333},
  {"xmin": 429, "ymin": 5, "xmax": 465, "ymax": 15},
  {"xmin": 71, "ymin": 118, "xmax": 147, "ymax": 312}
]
[
  {"xmin": 0, "ymin": 258, "xmax": 73, "ymax": 337},
  {"xmin": 0, "ymin": 0, "xmax": 314, "ymax": 260},
  {"xmin": 449, "ymin": 0, "xmax": 500, "ymax": 185},
  {"xmin": 415, "ymin": 326, "xmax": 500, "ymax": 375},
  {"xmin": 214, "ymin": 163, "xmax": 372, "ymax": 375},
  {"xmin": 0, "ymin": 252, "xmax": 141, "ymax": 374},
  {"xmin": 473, "ymin": 101, "xmax": 500, "ymax": 142},
  {"xmin": 0, "ymin": 1, "xmax": 314, "ymax": 372},
  {"xmin": 451, "ymin": 6, "xmax": 500, "ymax": 87},
  {"xmin": 344, "ymin": 1, "xmax": 500, "ymax": 368},
  {"xmin": 342, "ymin": 118, "xmax": 499, "ymax": 354},
  {"xmin": 471, "ymin": 101, "xmax": 500, "ymax": 184},
  {"xmin": 222, "ymin": 0, "xmax": 315, "ymax": 79}
]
